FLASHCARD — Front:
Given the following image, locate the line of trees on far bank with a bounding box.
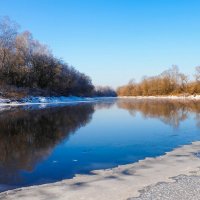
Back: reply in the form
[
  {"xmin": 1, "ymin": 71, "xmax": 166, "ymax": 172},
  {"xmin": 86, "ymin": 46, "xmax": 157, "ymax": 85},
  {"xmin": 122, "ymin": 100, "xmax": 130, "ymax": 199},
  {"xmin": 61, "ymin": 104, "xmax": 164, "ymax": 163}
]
[
  {"xmin": 94, "ymin": 86, "xmax": 117, "ymax": 97},
  {"xmin": 2, "ymin": 17, "xmax": 199, "ymax": 99},
  {"xmin": 117, "ymin": 66, "xmax": 200, "ymax": 96},
  {"xmin": 0, "ymin": 17, "xmax": 117, "ymax": 98}
]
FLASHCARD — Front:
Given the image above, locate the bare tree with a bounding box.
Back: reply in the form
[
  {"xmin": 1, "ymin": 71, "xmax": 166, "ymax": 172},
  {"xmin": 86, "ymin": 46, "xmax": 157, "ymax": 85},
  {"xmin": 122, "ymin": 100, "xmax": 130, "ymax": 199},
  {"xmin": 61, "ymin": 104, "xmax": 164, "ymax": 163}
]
[
  {"xmin": 0, "ymin": 17, "xmax": 96, "ymax": 97},
  {"xmin": 0, "ymin": 17, "xmax": 18, "ymax": 74},
  {"xmin": 117, "ymin": 66, "xmax": 199, "ymax": 96}
]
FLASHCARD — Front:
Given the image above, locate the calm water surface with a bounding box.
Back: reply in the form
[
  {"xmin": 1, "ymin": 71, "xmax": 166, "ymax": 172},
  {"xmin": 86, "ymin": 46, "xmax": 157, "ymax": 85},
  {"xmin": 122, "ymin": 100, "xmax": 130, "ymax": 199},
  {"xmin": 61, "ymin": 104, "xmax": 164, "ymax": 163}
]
[{"xmin": 0, "ymin": 99, "xmax": 200, "ymax": 192}]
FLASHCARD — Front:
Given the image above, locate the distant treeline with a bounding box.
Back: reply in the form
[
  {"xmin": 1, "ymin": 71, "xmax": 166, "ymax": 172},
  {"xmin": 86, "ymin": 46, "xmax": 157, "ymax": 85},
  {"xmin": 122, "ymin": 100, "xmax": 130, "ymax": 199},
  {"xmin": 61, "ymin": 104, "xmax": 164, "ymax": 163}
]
[
  {"xmin": 117, "ymin": 66, "xmax": 200, "ymax": 96},
  {"xmin": 94, "ymin": 86, "xmax": 117, "ymax": 97},
  {"xmin": 0, "ymin": 17, "xmax": 116, "ymax": 98}
]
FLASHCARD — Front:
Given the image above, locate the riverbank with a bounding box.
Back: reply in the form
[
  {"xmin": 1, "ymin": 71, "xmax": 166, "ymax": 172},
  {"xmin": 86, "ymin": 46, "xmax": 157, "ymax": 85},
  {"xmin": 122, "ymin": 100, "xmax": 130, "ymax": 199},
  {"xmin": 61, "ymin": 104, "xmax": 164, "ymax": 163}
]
[
  {"xmin": 1, "ymin": 141, "xmax": 200, "ymax": 200},
  {"xmin": 118, "ymin": 95, "xmax": 200, "ymax": 100},
  {"xmin": 0, "ymin": 95, "xmax": 200, "ymax": 106},
  {"xmin": 0, "ymin": 96, "xmax": 117, "ymax": 106}
]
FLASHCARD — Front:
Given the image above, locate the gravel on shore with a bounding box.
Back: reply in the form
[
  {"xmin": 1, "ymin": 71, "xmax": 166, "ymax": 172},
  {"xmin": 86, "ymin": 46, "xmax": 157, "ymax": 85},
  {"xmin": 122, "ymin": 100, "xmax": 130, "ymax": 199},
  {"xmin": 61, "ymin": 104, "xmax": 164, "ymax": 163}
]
[{"xmin": 130, "ymin": 175, "xmax": 200, "ymax": 200}]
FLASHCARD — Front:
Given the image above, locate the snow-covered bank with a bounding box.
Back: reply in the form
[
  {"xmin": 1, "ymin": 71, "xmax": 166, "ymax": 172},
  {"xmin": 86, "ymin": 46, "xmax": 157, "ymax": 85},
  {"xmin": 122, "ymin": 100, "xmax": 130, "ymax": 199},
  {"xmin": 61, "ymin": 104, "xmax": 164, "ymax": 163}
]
[
  {"xmin": 118, "ymin": 95, "xmax": 200, "ymax": 100},
  {"xmin": 0, "ymin": 95, "xmax": 200, "ymax": 107},
  {"xmin": 1, "ymin": 141, "xmax": 200, "ymax": 200},
  {"xmin": 21, "ymin": 96, "xmax": 97, "ymax": 104},
  {"xmin": 0, "ymin": 96, "xmax": 117, "ymax": 106}
]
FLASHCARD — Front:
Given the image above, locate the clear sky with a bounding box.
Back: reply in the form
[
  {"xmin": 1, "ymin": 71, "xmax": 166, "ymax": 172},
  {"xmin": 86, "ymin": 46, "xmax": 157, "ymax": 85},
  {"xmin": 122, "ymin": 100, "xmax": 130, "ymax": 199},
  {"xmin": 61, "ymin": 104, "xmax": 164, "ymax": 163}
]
[{"xmin": 0, "ymin": 0, "xmax": 200, "ymax": 88}]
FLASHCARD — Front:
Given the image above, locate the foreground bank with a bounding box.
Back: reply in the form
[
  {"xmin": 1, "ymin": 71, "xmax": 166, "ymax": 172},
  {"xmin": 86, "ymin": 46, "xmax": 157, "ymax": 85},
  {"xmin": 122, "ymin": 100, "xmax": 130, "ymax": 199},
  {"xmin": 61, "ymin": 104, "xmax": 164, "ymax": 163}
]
[{"xmin": 1, "ymin": 141, "xmax": 200, "ymax": 200}]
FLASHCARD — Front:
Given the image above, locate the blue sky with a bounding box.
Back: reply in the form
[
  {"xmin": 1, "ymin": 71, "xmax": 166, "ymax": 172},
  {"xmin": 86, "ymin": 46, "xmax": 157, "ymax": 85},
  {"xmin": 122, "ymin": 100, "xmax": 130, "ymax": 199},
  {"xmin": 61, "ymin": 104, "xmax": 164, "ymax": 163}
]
[{"xmin": 0, "ymin": 0, "xmax": 200, "ymax": 88}]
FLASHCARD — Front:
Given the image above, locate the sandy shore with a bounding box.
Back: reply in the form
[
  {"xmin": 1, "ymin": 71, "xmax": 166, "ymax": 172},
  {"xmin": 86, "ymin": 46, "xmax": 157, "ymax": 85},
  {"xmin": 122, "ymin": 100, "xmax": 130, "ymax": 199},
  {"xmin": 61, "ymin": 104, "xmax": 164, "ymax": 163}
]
[{"xmin": 1, "ymin": 141, "xmax": 200, "ymax": 200}]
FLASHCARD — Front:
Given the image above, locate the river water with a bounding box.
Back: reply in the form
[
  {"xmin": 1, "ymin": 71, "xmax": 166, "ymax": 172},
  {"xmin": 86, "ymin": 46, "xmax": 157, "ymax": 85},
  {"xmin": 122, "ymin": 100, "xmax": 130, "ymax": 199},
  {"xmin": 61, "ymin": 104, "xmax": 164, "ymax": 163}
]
[{"xmin": 0, "ymin": 98, "xmax": 200, "ymax": 192}]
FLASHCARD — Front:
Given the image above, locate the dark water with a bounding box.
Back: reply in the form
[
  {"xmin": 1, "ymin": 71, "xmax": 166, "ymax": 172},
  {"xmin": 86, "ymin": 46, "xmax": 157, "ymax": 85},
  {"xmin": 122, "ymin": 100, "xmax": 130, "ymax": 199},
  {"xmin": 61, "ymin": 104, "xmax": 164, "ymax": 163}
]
[{"xmin": 0, "ymin": 99, "xmax": 200, "ymax": 192}]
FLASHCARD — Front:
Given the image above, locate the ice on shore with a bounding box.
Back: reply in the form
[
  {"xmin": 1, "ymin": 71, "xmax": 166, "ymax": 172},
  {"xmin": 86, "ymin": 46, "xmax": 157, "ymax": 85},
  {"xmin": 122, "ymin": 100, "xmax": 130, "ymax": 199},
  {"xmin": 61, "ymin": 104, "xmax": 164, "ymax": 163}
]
[
  {"xmin": 0, "ymin": 95, "xmax": 199, "ymax": 106},
  {"xmin": 0, "ymin": 98, "xmax": 11, "ymax": 103},
  {"xmin": 20, "ymin": 96, "xmax": 93, "ymax": 104},
  {"xmin": 1, "ymin": 141, "xmax": 200, "ymax": 200},
  {"xmin": 0, "ymin": 96, "xmax": 116, "ymax": 106},
  {"xmin": 0, "ymin": 96, "xmax": 97, "ymax": 105}
]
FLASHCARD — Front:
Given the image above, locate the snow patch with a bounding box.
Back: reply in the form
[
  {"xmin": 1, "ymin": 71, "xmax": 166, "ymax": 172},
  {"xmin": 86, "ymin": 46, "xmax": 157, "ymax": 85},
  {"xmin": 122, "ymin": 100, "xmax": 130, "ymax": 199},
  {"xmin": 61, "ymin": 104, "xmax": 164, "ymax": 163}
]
[
  {"xmin": 20, "ymin": 96, "xmax": 96, "ymax": 104},
  {"xmin": 0, "ymin": 96, "xmax": 116, "ymax": 107}
]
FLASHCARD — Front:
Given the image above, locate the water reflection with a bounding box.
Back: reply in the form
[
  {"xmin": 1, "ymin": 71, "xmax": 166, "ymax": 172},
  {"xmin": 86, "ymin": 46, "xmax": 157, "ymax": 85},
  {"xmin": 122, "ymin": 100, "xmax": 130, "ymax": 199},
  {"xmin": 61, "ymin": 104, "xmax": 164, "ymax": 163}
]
[
  {"xmin": 0, "ymin": 99, "xmax": 200, "ymax": 192},
  {"xmin": 0, "ymin": 104, "xmax": 94, "ymax": 186},
  {"xmin": 117, "ymin": 99, "xmax": 200, "ymax": 128}
]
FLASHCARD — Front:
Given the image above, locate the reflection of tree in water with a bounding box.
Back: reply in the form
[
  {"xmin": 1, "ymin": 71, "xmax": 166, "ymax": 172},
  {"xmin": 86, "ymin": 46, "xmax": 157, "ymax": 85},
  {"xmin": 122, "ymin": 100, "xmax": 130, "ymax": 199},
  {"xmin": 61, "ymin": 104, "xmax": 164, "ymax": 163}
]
[
  {"xmin": 117, "ymin": 99, "xmax": 200, "ymax": 128},
  {"xmin": 196, "ymin": 114, "xmax": 200, "ymax": 128},
  {"xmin": 0, "ymin": 104, "xmax": 94, "ymax": 185},
  {"xmin": 94, "ymin": 99, "xmax": 116, "ymax": 110}
]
